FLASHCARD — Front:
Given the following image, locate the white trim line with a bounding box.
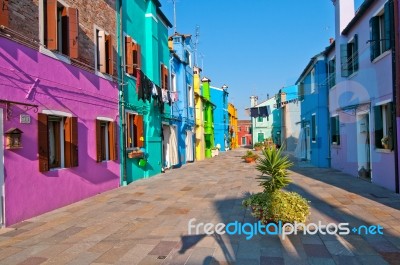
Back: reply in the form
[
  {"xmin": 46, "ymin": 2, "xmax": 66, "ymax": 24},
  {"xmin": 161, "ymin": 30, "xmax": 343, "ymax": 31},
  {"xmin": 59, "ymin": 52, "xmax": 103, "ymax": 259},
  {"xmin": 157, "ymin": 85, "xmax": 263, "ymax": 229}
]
[
  {"xmin": 145, "ymin": 13, "xmax": 158, "ymax": 23},
  {"xmin": 42, "ymin": 110, "xmax": 72, "ymax": 117},
  {"xmin": 97, "ymin": 117, "xmax": 114, "ymax": 122},
  {"xmin": 375, "ymin": 99, "xmax": 392, "ymax": 106}
]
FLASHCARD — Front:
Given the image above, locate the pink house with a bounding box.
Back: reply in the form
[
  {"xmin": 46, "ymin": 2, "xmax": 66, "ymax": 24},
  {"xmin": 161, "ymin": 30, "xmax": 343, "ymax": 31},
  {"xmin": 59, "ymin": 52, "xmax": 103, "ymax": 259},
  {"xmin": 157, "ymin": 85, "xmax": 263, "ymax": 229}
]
[{"xmin": 0, "ymin": 0, "xmax": 120, "ymax": 226}]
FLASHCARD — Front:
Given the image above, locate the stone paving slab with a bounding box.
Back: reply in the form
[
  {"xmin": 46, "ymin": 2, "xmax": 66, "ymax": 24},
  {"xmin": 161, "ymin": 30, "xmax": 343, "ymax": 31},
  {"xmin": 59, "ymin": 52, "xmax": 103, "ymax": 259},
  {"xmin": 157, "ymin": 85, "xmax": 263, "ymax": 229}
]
[{"xmin": 0, "ymin": 148, "xmax": 400, "ymax": 264}]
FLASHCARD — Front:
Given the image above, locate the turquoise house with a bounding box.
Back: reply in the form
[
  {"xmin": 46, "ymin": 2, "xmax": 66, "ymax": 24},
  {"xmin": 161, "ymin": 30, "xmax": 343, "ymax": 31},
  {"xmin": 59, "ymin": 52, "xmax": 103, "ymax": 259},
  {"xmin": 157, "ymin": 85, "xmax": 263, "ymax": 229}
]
[{"xmin": 117, "ymin": 0, "xmax": 172, "ymax": 184}]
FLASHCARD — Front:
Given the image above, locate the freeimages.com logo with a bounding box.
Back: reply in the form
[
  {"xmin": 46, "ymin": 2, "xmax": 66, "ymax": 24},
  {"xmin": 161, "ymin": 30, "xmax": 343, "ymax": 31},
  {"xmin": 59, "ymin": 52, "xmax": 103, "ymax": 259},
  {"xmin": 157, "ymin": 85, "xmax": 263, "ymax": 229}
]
[{"xmin": 188, "ymin": 218, "xmax": 383, "ymax": 240}]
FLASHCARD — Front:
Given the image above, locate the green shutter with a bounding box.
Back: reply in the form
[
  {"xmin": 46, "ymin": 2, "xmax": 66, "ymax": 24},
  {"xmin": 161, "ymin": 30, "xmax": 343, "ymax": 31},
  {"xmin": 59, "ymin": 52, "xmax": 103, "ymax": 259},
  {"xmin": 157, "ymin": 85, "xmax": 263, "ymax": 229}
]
[
  {"xmin": 370, "ymin": 16, "xmax": 380, "ymax": 61},
  {"xmin": 374, "ymin": 106, "xmax": 383, "ymax": 148},
  {"xmin": 336, "ymin": 116, "xmax": 340, "ymax": 145},
  {"xmin": 340, "ymin": 44, "xmax": 349, "ymax": 77},
  {"xmin": 330, "ymin": 117, "xmax": 336, "ymax": 143},
  {"xmin": 353, "ymin": 34, "xmax": 359, "ymax": 72},
  {"xmin": 384, "ymin": 0, "xmax": 394, "ymax": 51}
]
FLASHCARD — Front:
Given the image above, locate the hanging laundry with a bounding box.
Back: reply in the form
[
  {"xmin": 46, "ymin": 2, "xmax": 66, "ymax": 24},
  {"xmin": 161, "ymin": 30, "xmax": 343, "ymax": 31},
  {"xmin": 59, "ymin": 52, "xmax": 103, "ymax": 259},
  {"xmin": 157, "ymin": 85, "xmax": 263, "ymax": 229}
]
[
  {"xmin": 162, "ymin": 89, "xmax": 169, "ymax": 103},
  {"xmin": 170, "ymin": 91, "xmax": 179, "ymax": 103},
  {"xmin": 250, "ymin": 107, "xmax": 260, "ymax": 118},
  {"xmin": 136, "ymin": 70, "xmax": 141, "ymax": 94},
  {"xmin": 152, "ymin": 84, "xmax": 158, "ymax": 97}
]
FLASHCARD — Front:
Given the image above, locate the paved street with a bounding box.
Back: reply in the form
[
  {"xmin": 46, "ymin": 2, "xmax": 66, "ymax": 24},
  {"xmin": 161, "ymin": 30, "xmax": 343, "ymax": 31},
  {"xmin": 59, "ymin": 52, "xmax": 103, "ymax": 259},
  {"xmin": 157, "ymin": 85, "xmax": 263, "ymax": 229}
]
[{"xmin": 1, "ymin": 148, "xmax": 400, "ymax": 265}]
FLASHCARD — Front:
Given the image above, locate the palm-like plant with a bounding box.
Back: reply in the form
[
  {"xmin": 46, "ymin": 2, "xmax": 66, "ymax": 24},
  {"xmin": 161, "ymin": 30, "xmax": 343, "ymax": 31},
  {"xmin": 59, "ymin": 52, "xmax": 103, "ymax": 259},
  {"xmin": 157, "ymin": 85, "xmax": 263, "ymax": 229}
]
[{"xmin": 256, "ymin": 146, "xmax": 293, "ymax": 193}]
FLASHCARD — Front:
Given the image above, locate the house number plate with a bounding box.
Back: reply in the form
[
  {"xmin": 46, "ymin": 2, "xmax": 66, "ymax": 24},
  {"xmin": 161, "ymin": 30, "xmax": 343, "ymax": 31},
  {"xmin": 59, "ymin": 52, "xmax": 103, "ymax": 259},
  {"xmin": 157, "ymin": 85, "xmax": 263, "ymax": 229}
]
[{"xmin": 20, "ymin": 114, "xmax": 31, "ymax": 124}]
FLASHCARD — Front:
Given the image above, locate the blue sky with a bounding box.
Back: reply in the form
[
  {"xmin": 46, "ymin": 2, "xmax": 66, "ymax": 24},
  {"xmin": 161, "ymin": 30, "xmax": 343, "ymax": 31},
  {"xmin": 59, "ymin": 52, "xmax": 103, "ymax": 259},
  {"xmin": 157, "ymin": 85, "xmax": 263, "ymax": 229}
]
[{"xmin": 159, "ymin": 0, "xmax": 364, "ymax": 119}]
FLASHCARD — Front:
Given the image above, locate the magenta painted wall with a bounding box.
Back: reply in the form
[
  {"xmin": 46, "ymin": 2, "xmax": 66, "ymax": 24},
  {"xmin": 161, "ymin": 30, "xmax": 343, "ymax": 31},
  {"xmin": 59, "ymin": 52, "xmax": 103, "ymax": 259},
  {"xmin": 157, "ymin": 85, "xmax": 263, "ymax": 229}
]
[{"xmin": 0, "ymin": 37, "xmax": 120, "ymax": 226}]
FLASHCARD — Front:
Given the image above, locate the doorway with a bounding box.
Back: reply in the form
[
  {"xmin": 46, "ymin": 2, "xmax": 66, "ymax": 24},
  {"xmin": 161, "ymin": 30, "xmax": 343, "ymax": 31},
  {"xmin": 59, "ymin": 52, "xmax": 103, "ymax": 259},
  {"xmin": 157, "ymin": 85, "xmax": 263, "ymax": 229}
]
[
  {"xmin": 0, "ymin": 109, "xmax": 4, "ymax": 226},
  {"xmin": 305, "ymin": 126, "xmax": 311, "ymax": 160},
  {"xmin": 357, "ymin": 112, "xmax": 371, "ymax": 180}
]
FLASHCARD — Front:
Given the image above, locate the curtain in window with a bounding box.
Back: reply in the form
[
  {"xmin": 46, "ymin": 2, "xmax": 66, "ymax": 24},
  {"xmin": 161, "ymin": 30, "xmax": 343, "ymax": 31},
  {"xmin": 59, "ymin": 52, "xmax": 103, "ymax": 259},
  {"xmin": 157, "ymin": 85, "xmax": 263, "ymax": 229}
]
[
  {"xmin": 169, "ymin": 126, "xmax": 179, "ymax": 166},
  {"xmin": 48, "ymin": 122, "xmax": 56, "ymax": 165},
  {"xmin": 185, "ymin": 130, "xmax": 194, "ymax": 162}
]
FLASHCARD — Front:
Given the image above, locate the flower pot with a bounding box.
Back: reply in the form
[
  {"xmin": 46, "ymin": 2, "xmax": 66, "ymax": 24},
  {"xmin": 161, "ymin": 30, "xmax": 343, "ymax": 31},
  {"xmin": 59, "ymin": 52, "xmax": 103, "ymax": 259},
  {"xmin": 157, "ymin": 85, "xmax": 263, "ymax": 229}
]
[
  {"xmin": 244, "ymin": 157, "xmax": 255, "ymax": 163},
  {"xmin": 128, "ymin": 151, "xmax": 144, "ymax": 159},
  {"xmin": 383, "ymin": 143, "xmax": 389, "ymax": 149}
]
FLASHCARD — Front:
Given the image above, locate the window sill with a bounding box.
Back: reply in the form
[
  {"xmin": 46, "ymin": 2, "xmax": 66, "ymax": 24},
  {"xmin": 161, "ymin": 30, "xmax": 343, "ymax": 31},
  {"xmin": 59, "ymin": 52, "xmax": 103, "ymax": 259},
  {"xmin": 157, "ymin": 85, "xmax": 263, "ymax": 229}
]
[
  {"xmin": 50, "ymin": 167, "xmax": 67, "ymax": 171},
  {"xmin": 96, "ymin": 71, "xmax": 113, "ymax": 81},
  {"xmin": 372, "ymin": 50, "xmax": 391, "ymax": 64},
  {"xmin": 375, "ymin": 148, "xmax": 392, "ymax": 153},
  {"xmin": 39, "ymin": 46, "xmax": 71, "ymax": 65},
  {"xmin": 347, "ymin": 71, "xmax": 358, "ymax": 79}
]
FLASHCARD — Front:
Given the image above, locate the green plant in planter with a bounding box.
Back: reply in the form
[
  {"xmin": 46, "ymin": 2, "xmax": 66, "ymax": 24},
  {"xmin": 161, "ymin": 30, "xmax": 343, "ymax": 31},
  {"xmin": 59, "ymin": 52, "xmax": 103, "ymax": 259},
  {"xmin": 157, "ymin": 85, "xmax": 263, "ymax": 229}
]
[
  {"xmin": 256, "ymin": 146, "xmax": 293, "ymax": 193},
  {"xmin": 241, "ymin": 150, "xmax": 259, "ymax": 160},
  {"xmin": 253, "ymin": 142, "xmax": 264, "ymax": 150},
  {"xmin": 242, "ymin": 146, "xmax": 310, "ymax": 224}
]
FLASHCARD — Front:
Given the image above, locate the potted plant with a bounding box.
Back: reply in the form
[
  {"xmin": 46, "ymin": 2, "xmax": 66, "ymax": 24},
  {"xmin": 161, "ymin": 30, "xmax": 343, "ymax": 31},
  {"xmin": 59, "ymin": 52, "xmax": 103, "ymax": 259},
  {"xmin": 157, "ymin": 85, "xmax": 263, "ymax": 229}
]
[
  {"xmin": 241, "ymin": 150, "xmax": 259, "ymax": 163},
  {"xmin": 254, "ymin": 142, "xmax": 264, "ymax": 151},
  {"xmin": 243, "ymin": 147, "xmax": 310, "ymax": 225},
  {"xmin": 381, "ymin": 136, "xmax": 390, "ymax": 149},
  {"xmin": 211, "ymin": 146, "xmax": 219, "ymax": 157}
]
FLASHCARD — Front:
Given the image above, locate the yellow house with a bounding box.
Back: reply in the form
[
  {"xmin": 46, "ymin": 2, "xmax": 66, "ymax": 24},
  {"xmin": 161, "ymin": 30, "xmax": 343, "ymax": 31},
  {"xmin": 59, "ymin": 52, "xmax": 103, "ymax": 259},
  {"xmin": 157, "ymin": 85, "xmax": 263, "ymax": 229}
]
[
  {"xmin": 228, "ymin": 103, "xmax": 238, "ymax": 149},
  {"xmin": 194, "ymin": 67, "xmax": 205, "ymax": 161}
]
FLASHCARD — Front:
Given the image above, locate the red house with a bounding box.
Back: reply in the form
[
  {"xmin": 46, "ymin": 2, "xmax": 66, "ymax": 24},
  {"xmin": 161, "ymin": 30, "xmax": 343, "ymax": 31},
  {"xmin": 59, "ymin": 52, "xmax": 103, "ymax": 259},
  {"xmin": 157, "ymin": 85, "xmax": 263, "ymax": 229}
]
[{"xmin": 238, "ymin": 120, "xmax": 252, "ymax": 147}]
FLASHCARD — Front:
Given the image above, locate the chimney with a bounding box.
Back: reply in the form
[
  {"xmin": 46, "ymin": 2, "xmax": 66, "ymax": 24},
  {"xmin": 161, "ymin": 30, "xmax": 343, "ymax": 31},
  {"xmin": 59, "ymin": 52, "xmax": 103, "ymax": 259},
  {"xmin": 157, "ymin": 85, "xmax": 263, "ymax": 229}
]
[
  {"xmin": 267, "ymin": 93, "xmax": 270, "ymax": 99},
  {"xmin": 250, "ymin": 96, "xmax": 258, "ymax": 107},
  {"xmin": 333, "ymin": 0, "xmax": 355, "ymax": 35},
  {"xmin": 329, "ymin": 38, "xmax": 334, "ymax": 44}
]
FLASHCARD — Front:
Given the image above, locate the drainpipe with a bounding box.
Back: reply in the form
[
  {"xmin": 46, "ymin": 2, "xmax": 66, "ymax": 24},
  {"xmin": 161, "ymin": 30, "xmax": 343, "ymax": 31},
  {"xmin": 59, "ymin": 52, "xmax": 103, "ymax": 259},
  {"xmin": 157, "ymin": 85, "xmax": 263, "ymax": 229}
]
[
  {"xmin": 393, "ymin": 0, "xmax": 399, "ymax": 193},
  {"xmin": 117, "ymin": 0, "xmax": 127, "ymax": 186}
]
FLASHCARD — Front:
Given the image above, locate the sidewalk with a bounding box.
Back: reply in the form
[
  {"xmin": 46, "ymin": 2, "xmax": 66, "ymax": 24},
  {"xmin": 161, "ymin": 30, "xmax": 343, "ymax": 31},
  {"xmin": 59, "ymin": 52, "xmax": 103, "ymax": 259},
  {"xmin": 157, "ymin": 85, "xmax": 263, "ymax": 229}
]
[{"xmin": 0, "ymin": 148, "xmax": 399, "ymax": 264}]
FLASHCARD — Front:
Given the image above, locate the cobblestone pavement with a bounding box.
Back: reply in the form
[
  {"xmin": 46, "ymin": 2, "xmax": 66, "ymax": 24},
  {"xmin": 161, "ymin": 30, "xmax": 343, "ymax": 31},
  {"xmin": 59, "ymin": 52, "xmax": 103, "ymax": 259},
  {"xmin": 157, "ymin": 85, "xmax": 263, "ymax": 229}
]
[{"xmin": 1, "ymin": 148, "xmax": 400, "ymax": 264}]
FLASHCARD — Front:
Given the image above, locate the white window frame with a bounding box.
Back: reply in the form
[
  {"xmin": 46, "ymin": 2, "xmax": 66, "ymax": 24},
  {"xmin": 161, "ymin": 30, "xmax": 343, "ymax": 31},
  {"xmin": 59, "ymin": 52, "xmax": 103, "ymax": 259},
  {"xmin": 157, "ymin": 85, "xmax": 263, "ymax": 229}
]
[
  {"xmin": 94, "ymin": 25, "xmax": 112, "ymax": 81},
  {"xmin": 188, "ymin": 85, "xmax": 193, "ymax": 107},
  {"xmin": 310, "ymin": 68, "xmax": 316, "ymax": 94}
]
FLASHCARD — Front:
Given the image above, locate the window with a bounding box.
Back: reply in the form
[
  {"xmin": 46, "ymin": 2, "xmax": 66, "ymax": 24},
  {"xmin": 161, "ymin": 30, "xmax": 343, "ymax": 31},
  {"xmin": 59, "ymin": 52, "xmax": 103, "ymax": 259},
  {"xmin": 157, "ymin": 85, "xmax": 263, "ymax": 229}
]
[
  {"xmin": 257, "ymin": 117, "xmax": 263, "ymax": 122},
  {"xmin": 43, "ymin": 0, "xmax": 78, "ymax": 58},
  {"xmin": 125, "ymin": 36, "xmax": 141, "ymax": 76},
  {"xmin": 370, "ymin": 1, "xmax": 393, "ymax": 61},
  {"xmin": 331, "ymin": 115, "xmax": 340, "ymax": 145},
  {"xmin": 328, "ymin": 57, "xmax": 336, "ymax": 88},
  {"xmin": 238, "ymin": 127, "xmax": 241, "ymax": 132},
  {"xmin": 126, "ymin": 113, "xmax": 144, "ymax": 149},
  {"xmin": 0, "ymin": 0, "xmax": 9, "ymax": 27},
  {"xmin": 161, "ymin": 64, "xmax": 169, "ymax": 90},
  {"xmin": 341, "ymin": 35, "xmax": 358, "ymax": 77},
  {"xmin": 311, "ymin": 68, "xmax": 316, "ymax": 94},
  {"xmin": 311, "ymin": 114, "xmax": 316, "ymax": 142},
  {"xmin": 188, "ymin": 85, "xmax": 193, "ymax": 107},
  {"xmin": 96, "ymin": 119, "xmax": 117, "ymax": 162},
  {"xmin": 298, "ymin": 82, "xmax": 304, "ymax": 101},
  {"xmin": 374, "ymin": 102, "xmax": 393, "ymax": 149},
  {"xmin": 38, "ymin": 113, "xmax": 78, "ymax": 172},
  {"xmin": 96, "ymin": 29, "xmax": 113, "ymax": 75},
  {"xmin": 185, "ymin": 50, "xmax": 192, "ymax": 67}
]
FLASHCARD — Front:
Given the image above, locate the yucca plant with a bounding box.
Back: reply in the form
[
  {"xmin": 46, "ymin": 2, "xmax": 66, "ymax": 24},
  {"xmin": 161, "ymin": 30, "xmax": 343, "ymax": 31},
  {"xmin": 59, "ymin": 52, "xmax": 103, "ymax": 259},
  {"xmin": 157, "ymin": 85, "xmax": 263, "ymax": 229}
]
[{"xmin": 256, "ymin": 146, "xmax": 293, "ymax": 193}]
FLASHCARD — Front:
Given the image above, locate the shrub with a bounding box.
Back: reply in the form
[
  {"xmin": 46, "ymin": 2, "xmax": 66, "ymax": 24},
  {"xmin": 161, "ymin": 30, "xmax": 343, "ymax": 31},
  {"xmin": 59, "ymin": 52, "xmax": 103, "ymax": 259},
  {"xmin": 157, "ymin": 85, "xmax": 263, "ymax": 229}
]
[
  {"xmin": 241, "ymin": 150, "xmax": 259, "ymax": 160},
  {"xmin": 243, "ymin": 191, "xmax": 310, "ymax": 224}
]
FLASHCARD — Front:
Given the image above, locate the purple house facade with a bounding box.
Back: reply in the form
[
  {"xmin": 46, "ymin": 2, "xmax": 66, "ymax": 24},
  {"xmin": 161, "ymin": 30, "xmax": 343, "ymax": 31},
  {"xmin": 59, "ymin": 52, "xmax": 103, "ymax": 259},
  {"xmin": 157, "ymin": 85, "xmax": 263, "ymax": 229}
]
[
  {"xmin": 0, "ymin": 0, "xmax": 120, "ymax": 226},
  {"xmin": 331, "ymin": 0, "xmax": 396, "ymax": 191}
]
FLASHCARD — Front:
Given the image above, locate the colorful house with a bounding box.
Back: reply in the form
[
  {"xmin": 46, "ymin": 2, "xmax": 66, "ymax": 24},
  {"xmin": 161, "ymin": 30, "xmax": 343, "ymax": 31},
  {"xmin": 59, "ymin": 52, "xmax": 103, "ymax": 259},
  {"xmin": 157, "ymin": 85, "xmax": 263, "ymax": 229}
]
[
  {"xmin": 331, "ymin": 0, "xmax": 396, "ymax": 190},
  {"xmin": 201, "ymin": 78, "xmax": 215, "ymax": 158},
  {"xmin": 0, "ymin": 0, "xmax": 120, "ymax": 226},
  {"xmin": 210, "ymin": 85, "xmax": 229, "ymax": 151},
  {"xmin": 296, "ymin": 49, "xmax": 331, "ymax": 167},
  {"xmin": 250, "ymin": 96, "xmax": 281, "ymax": 147},
  {"xmin": 228, "ymin": 103, "xmax": 239, "ymax": 149},
  {"xmin": 194, "ymin": 67, "xmax": 205, "ymax": 161},
  {"xmin": 276, "ymin": 85, "xmax": 300, "ymax": 151},
  {"xmin": 167, "ymin": 33, "xmax": 195, "ymax": 167},
  {"xmin": 118, "ymin": 0, "xmax": 172, "ymax": 183},
  {"xmin": 238, "ymin": 120, "xmax": 252, "ymax": 147}
]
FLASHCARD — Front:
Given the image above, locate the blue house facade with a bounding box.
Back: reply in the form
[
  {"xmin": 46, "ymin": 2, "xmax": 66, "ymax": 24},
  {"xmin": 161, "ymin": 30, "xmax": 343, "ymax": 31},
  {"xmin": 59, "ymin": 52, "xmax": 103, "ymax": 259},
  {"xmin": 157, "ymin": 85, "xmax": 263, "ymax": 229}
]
[
  {"xmin": 168, "ymin": 33, "xmax": 195, "ymax": 166},
  {"xmin": 296, "ymin": 50, "xmax": 330, "ymax": 167},
  {"xmin": 210, "ymin": 86, "xmax": 229, "ymax": 151}
]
